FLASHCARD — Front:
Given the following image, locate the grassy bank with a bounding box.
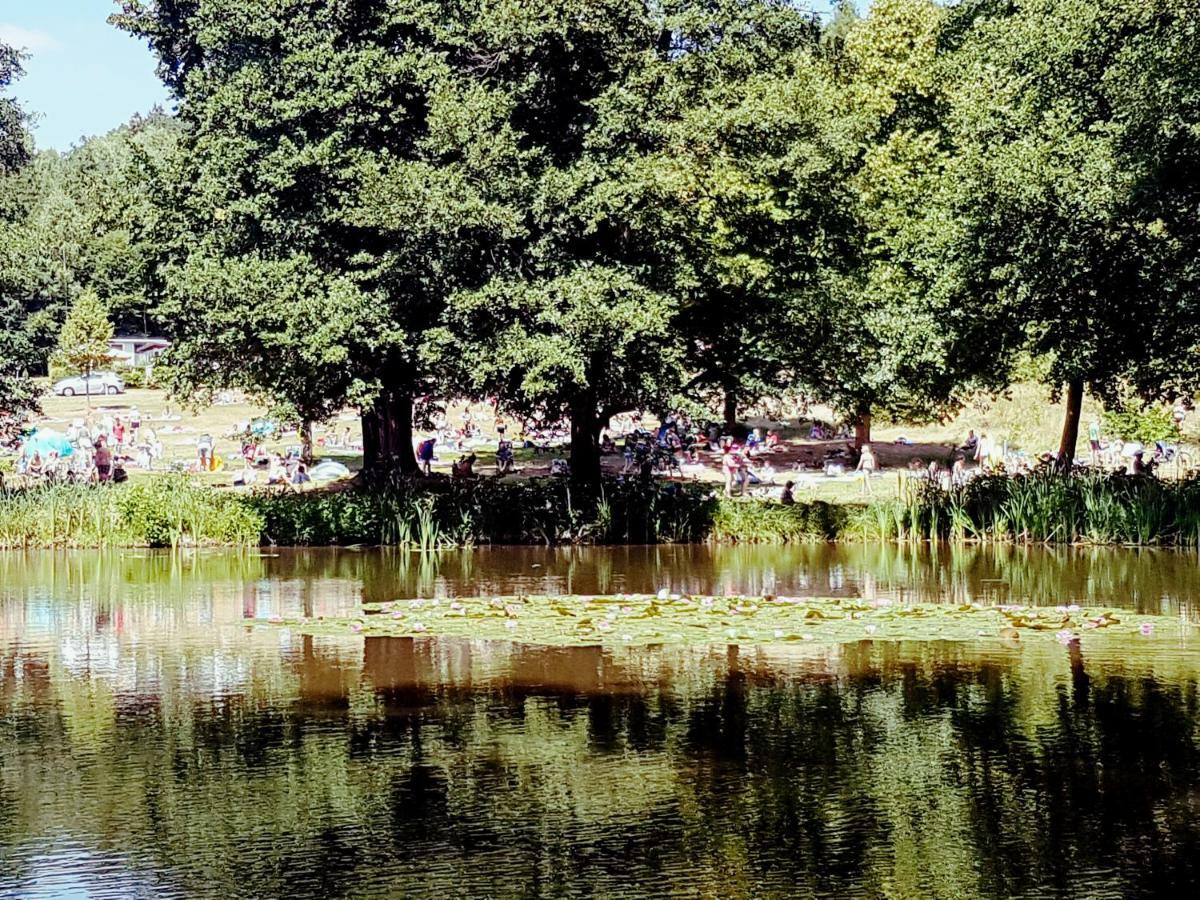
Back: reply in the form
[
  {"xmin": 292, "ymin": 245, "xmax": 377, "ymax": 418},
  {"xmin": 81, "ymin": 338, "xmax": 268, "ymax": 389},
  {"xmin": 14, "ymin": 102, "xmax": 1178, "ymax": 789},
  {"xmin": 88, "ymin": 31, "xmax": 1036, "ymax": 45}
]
[{"xmin": 2, "ymin": 471, "xmax": 1200, "ymax": 549}]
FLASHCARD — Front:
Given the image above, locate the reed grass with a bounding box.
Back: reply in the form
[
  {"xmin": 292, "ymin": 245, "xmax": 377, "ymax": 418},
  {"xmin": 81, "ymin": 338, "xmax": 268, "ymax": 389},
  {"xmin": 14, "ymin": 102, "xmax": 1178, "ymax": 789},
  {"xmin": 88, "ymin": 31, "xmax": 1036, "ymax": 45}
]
[{"xmin": 3, "ymin": 470, "xmax": 1199, "ymax": 549}]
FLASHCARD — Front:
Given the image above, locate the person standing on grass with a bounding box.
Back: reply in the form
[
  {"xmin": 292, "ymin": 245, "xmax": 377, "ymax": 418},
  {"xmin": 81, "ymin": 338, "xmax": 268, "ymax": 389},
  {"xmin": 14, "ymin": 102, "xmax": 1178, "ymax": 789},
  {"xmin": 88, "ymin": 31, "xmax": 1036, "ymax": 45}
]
[
  {"xmin": 197, "ymin": 433, "xmax": 214, "ymax": 471},
  {"xmin": 94, "ymin": 438, "xmax": 113, "ymax": 482},
  {"xmin": 417, "ymin": 437, "xmax": 436, "ymax": 476},
  {"xmin": 857, "ymin": 444, "xmax": 877, "ymax": 494},
  {"xmin": 722, "ymin": 441, "xmax": 739, "ymax": 497},
  {"xmin": 1088, "ymin": 420, "xmax": 1102, "ymax": 467}
]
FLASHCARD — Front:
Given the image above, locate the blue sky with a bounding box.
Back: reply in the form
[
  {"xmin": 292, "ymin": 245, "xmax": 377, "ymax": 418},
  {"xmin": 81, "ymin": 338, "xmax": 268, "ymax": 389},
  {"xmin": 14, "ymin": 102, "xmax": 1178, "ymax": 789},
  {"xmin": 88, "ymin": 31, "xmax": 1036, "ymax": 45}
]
[
  {"xmin": 3, "ymin": 0, "xmax": 846, "ymax": 153},
  {"xmin": 1, "ymin": 0, "xmax": 171, "ymax": 151}
]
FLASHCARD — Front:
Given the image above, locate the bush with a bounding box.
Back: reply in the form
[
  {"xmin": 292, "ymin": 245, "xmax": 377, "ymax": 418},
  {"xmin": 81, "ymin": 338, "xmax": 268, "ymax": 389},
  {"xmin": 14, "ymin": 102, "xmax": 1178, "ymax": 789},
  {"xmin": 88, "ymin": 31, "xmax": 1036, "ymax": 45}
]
[{"xmin": 1102, "ymin": 393, "xmax": 1179, "ymax": 445}]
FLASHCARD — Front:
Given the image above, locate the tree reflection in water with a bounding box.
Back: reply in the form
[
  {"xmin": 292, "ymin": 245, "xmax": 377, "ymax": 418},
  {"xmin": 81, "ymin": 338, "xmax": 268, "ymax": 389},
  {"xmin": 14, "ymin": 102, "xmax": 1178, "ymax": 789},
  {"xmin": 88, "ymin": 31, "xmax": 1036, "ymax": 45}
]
[{"xmin": 3, "ymin": 621, "xmax": 1199, "ymax": 898}]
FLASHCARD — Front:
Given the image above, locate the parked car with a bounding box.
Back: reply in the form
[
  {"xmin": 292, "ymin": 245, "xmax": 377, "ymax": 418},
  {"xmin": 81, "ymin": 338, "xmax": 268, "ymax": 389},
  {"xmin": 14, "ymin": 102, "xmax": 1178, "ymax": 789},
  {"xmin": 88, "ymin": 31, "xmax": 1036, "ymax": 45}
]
[{"xmin": 52, "ymin": 371, "xmax": 126, "ymax": 397}]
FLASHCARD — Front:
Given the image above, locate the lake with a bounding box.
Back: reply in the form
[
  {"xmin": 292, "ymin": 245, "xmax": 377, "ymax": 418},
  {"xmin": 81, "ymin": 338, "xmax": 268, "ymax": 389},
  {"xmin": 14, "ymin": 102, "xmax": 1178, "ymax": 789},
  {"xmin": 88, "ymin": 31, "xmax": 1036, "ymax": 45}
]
[{"xmin": 3, "ymin": 545, "xmax": 1199, "ymax": 897}]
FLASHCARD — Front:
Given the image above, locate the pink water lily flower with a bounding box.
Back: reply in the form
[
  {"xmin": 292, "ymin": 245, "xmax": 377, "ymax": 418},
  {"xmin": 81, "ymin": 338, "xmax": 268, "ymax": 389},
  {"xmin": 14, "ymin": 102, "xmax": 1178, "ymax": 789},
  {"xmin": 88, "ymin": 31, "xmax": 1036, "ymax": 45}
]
[
  {"xmin": 350, "ymin": 623, "xmax": 363, "ymax": 633},
  {"xmin": 864, "ymin": 624, "xmax": 878, "ymax": 635},
  {"xmin": 1140, "ymin": 623, "xmax": 1154, "ymax": 636},
  {"xmin": 1055, "ymin": 629, "xmax": 1076, "ymax": 645},
  {"xmin": 411, "ymin": 622, "xmax": 427, "ymax": 633}
]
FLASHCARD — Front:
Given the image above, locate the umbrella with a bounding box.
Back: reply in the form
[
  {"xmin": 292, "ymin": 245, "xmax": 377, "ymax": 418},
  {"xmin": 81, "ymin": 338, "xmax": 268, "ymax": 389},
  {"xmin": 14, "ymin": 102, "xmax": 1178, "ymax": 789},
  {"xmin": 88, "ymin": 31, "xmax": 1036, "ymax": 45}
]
[{"xmin": 22, "ymin": 429, "xmax": 75, "ymax": 460}]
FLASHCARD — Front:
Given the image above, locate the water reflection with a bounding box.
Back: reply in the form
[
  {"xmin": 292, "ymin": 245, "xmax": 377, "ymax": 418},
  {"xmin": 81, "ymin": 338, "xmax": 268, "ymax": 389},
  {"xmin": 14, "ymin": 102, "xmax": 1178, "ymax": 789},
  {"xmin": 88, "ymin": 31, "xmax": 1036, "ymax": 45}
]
[
  {"xmin": 4, "ymin": 543, "xmax": 1200, "ymax": 616},
  {"xmin": 3, "ymin": 548, "xmax": 1200, "ymax": 897},
  {"xmin": 3, "ymin": 622, "xmax": 1199, "ymax": 898}
]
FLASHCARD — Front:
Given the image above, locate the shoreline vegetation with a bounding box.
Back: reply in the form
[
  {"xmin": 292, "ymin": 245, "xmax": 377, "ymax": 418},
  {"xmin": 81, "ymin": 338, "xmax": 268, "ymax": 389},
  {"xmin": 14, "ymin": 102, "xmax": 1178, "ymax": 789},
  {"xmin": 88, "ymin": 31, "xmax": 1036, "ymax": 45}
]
[
  {"xmin": 261, "ymin": 594, "xmax": 1195, "ymax": 650},
  {"xmin": 3, "ymin": 471, "xmax": 1200, "ymax": 550}
]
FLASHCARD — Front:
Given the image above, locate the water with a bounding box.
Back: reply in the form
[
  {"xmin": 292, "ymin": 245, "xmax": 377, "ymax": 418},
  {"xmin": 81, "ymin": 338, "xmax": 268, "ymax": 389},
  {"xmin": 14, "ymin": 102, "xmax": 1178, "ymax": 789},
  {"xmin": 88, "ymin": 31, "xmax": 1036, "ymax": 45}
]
[{"xmin": 3, "ymin": 546, "xmax": 1200, "ymax": 898}]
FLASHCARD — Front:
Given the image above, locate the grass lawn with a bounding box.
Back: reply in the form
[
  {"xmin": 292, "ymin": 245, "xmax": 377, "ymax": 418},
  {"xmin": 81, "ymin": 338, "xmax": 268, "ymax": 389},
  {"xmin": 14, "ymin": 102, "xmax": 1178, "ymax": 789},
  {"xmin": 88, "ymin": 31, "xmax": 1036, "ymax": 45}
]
[{"xmin": 22, "ymin": 381, "xmax": 1199, "ymax": 490}]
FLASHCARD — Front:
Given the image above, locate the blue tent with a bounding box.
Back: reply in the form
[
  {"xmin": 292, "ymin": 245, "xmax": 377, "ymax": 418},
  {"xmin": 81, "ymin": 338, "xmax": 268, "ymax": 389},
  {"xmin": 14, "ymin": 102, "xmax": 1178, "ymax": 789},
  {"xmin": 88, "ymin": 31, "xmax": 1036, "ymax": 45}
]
[{"xmin": 21, "ymin": 429, "xmax": 75, "ymax": 460}]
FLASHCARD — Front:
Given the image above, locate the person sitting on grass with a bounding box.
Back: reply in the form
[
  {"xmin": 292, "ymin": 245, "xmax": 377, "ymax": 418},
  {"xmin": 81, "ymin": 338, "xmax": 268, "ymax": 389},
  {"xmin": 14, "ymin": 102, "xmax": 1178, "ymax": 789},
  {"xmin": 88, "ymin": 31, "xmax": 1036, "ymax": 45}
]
[
  {"xmin": 496, "ymin": 439, "xmax": 515, "ymax": 475},
  {"xmin": 234, "ymin": 460, "xmax": 258, "ymax": 487},
  {"xmin": 267, "ymin": 454, "xmax": 288, "ymax": 485},
  {"xmin": 780, "ymin": 481, "xmax": 796, "ymax": 506},
  {"xmin": 765, "ymin": 430, "xmax": 781, "ymax": 452},
  {"xmin": 856, "ymin": 444, "xmax": 877, "ymax": 494},
  {"xmin": 451, "ymin": 453, "xmax": 477, "ymax": 479},
  {"xmin": 291, "ymin": 462, "xmax": 311, "ymax": 486}
]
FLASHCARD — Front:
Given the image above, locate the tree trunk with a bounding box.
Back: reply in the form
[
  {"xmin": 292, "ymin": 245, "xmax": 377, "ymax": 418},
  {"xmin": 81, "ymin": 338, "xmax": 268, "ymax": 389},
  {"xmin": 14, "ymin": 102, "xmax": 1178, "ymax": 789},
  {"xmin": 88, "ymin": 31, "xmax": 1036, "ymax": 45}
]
[
  {"xmin": 723, "ymin": 388, "xmax": 738, "ymax": 429},
  {"xmin": 569, "ymin": 390, "xmax": 602, "ymax": 490},
  {"xmin": 854, "ymin": 410, "xmax": 872, "ymax": 450},
  {"xmin": 1056, "ymin": 378, "xmax": 1084, "ymax": 473},
  {"xmin": 360, "ymin": 389, "xmax": 418, "ymax": 481},
  {"xmin": 299, "ymin": 420, "xmax": 314, "ymax": 465}
]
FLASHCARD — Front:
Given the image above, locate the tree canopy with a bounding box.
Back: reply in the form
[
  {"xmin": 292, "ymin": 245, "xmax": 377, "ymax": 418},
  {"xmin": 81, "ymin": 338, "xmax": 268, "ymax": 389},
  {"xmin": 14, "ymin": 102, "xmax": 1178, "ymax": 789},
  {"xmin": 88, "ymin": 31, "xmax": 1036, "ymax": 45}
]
[{"xmin": 0, "ymin": 0, "xmax": 1179, "ymax": 480}]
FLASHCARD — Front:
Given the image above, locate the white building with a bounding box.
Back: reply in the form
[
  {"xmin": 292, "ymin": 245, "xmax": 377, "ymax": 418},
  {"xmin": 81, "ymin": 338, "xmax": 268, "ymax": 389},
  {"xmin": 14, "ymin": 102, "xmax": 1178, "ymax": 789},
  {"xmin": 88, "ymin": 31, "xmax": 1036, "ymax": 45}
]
[{"xmin": 108, "ymin": 336, "xmax": 170, "ymax": 368}]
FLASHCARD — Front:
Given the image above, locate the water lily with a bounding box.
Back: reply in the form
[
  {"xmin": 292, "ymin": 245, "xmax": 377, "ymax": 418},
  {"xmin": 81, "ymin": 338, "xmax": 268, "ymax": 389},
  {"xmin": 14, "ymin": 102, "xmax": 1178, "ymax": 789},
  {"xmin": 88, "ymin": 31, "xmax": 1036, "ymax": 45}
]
[
  {"xmin": 864, "ymin": 624, "xmax": 878, "ymax": 635},
  {"xmin": 620, "ymin": 606, "xmax": 633, "ymax": 615},
  {"xmin": 504, "ymin": 603, "xmax": 521, "ymax": 617},
  {"xmin": 801, "ymin": 634, "xmax": 814, "ymax": 641},
  {"xmin": 726, "ymin": 629, "xmax": 737, "ymax": 639},
  {"xmin": 350, "ymin": 622, "xmax": 363, "ymax": 633},
  {"xmin": 657, "ymin": 588, "xmax": 670, "ymax": 601},
  {"xmin": 409, "ymin": 600, "xmax": 423, "ymax": 609},
  {"xmin": 700, "ymin": 598, "xmax": 715, "ymax": 608},
  {"xmin": 392, "ymin": 611, "xmax": 404, "ymax": 619},
  {"xmin": 1055, "ymin": 629, "xmax": 1075, "ymax": 645},
  {"xmin": 773, "ymin": 629, "xmax": 785, "ymax": 639},
  {"xmin": 1140, "ymin": 623, "xmax": 1154, "ymax": 636},
  {"xmin": 622, "ymin": 634, "xmax": 633, "ymax": 642},
  {"xmin": 597, "ymin": 621, "xmax": 612, "ymax": 632},
  {"xmin": 411, "ymin": 622, "xmax": 427, "ymax": 633},
  {"xmin": 504, "ymin": 620, "xmax": 518, "ymax": 630}
]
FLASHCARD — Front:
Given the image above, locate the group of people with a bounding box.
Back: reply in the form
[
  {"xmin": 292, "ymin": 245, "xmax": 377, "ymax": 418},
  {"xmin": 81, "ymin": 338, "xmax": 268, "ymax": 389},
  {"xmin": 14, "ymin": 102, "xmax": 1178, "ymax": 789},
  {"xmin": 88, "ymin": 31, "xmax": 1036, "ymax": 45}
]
[{"xmin": 17, "ymin": 410, "xmax": 162, "ymax": 485}]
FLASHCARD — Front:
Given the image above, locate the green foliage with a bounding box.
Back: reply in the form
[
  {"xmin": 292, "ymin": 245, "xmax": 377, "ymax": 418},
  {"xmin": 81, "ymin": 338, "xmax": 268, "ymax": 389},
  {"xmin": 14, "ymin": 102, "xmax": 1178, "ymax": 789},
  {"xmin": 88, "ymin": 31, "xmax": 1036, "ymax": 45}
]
[
  {"xmin": 0, "ymin": 477, "xmax": 263, "ymax": 548},
  {"xmin": 0, "ymin": 114, "xmax": 177, "ymax": 362},
  {"xmin": 847, "ymin": 472, "xmax": 1200, "ymax": 548},
  {"xmin": 711, "ymin": 499, "xmax": 851, "ymax": 544},
  {"xmin": 54, "ymin": 289, "xmax": 114, "ymax": 375},
  {"xmin": 0, "ymin": 40, "xmax": 30, "ymax": 176},
  {"xmin": 1101, "ymin": 392, "xmax": 1179, "ymax": 445}
]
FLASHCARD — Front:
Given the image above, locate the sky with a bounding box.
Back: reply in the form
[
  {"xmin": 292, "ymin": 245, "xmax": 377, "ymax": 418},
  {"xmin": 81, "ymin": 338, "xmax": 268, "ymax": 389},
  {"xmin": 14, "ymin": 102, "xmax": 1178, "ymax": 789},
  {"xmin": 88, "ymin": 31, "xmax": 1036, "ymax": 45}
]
[{"xmin": 0, "ymin": 0, "xmax": 171, "ymax": 152}]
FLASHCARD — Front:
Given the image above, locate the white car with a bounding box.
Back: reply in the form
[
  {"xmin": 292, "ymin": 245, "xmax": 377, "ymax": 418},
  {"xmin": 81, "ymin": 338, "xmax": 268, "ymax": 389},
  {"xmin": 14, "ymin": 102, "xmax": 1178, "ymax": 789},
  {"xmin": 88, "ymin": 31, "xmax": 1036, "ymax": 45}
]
[{"xmin": 52, "ymin": 371, "xmax": 126, "ymax": 397}]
